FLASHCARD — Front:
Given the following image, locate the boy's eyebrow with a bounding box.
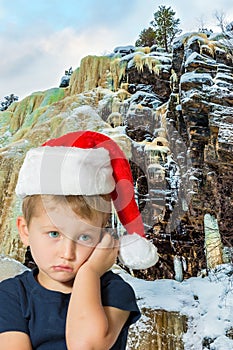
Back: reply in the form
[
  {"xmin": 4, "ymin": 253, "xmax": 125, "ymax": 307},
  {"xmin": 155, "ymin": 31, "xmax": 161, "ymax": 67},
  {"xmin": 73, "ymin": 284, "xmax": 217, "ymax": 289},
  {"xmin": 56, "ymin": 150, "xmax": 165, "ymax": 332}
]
[
  {"xmin": 40, "ymin": 225, "xmax": 59, "ymax": 230},
  {"xmin": 76, "ymin": 227, "xmax": 102, "ymax": 234}
]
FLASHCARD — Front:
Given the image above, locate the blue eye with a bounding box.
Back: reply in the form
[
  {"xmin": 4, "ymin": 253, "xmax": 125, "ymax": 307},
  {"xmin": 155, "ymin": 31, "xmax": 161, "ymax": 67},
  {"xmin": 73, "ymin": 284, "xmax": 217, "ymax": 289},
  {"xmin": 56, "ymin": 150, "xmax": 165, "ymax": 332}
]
[
  {"xmin": 78, "ymin": 234, "xmax": 91, "ymax": 242},
  {"xmin": 48, "ymin": 231, "xmax": 60, "ymax": 238}
]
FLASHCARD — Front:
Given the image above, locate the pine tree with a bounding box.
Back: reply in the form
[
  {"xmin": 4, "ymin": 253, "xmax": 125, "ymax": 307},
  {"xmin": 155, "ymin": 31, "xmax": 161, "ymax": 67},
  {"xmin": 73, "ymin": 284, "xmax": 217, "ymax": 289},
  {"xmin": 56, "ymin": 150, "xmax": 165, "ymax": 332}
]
[
  {"xmin": 135, "ymin": 27, "xmax": 156, "ymax": 47},
  {"xmin": 150, "ymin": 5, "xmax": 181, "ymax": 52},
  {"xmin": 0, "ymin": 94, "xmax": 19, "ymax": 111}
]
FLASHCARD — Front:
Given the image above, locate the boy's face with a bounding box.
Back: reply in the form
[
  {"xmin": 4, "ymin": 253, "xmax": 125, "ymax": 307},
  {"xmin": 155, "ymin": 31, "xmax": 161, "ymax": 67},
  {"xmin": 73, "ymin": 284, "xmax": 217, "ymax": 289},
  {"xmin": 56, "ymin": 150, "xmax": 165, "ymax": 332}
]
[{"xmin": 18, "ymin": 200, "xmax": 104, "ymax": 293}]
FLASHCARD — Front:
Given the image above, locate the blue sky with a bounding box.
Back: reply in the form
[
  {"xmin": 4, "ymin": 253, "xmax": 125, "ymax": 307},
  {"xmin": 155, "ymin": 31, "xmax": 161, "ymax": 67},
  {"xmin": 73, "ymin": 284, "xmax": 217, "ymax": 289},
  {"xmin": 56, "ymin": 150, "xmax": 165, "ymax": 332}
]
[{"xmin": 0, "ymin": 0, "xmax": 232, "ymax": 100}]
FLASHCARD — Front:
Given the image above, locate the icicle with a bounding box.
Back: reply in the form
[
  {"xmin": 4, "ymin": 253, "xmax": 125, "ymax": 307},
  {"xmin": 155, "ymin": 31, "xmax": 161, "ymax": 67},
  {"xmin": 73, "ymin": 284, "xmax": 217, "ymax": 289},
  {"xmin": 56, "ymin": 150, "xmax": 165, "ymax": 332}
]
[
  {"xmin": 117, "ymin": 219, "xmax": 125, "ymax": 237},
  {"xmin": 174, "ymin": 255, "xmax": 183, "ymax": 282},
  {"xmin": 204, "ymin": 214, "xmax": 223, "ymax": 269},
  {"xmin": 135, "ymin": 181, "xmax": 139, "ymax": 206},
  {"xmin": 111, "ymin": 206, "xmax": 116, "ymax": 229},
  {"xmin": 182, "ymin": 256, "xmax": 187, "ymax": 272}
]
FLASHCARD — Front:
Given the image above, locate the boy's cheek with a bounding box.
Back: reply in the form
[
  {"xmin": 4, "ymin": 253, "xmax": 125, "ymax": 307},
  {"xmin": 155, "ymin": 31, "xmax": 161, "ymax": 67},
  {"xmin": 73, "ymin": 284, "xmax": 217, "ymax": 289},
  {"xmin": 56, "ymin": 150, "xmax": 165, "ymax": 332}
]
[{"xmin": 78, "ymin": 244, "xmax": 96, "ymax": 258}]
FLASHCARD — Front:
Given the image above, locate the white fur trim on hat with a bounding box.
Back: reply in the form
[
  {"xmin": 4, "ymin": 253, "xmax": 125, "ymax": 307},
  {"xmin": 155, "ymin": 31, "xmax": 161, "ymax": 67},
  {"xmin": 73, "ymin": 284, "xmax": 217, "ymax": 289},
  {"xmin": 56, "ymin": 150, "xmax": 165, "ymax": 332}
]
[
  {"xmin": 15, "ymin": 146, "xmax": 115, "ymax": 198},
  {"xmin": 118, "ymin": 233, "xmax": 159, "ymax": 269}
]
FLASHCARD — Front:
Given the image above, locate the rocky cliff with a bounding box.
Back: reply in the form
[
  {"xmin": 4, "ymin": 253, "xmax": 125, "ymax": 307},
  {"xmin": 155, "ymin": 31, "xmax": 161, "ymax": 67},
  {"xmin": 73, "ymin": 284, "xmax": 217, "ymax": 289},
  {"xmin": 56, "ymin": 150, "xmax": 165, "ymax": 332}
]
[{"xmin": 0, "ymin": 31, "xmax": 232, "ymax": 281}]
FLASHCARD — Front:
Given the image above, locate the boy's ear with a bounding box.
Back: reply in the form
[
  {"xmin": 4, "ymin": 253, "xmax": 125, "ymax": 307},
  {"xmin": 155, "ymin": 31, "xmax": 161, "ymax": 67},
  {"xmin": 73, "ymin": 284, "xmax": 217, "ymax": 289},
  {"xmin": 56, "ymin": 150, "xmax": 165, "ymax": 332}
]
[{"xmin": 17, "ymin": 216, "xmax": 30, "ymax": 246}]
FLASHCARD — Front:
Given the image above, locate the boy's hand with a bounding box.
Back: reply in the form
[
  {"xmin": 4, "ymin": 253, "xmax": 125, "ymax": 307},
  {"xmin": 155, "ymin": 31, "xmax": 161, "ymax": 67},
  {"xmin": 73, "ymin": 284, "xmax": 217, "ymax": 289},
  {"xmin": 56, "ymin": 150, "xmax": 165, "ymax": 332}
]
[{"xmin": 82, "ymin": 232, "xmax": 119, "ymax": 277}]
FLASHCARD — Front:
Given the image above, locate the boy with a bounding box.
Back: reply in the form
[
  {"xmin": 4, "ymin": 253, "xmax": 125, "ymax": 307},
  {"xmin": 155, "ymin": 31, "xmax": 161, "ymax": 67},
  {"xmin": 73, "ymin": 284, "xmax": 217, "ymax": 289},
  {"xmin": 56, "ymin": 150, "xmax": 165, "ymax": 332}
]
[{"xmin": 0, "ymin": 130, "xmax": 158, "ymax": 349}]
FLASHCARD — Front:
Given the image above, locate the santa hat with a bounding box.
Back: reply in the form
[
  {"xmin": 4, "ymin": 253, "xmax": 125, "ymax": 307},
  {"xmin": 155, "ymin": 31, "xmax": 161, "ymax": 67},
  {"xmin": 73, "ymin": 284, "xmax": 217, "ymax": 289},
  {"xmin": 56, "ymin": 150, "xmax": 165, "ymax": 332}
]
[{"xmin": 15, "ymin": 130, "xmax": 158, "ymax": 269}]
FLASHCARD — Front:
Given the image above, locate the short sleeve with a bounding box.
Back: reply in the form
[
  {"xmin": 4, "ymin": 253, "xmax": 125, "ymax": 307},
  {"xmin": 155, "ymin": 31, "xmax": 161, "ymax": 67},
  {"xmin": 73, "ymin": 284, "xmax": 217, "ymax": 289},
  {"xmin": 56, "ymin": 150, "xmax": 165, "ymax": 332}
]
[
  {"xmin": 0, "ymin": 278, "xmax": 29, "ymax": 334},
  {"xmin": 101, "ymin": 271, "xmax": 141, "ymax": 326}
]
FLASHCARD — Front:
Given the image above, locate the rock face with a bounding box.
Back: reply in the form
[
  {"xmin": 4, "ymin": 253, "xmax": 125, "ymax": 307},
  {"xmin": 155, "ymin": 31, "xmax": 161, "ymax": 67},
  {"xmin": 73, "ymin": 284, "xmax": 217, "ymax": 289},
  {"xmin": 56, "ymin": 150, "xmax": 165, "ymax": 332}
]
[
  {"xmin": 0, "ymin": 32, "xmax": 232, "ymax": 281},
  {"xmin": 128, "ymin": 308, "xmax": 188, "ymax": 350}
]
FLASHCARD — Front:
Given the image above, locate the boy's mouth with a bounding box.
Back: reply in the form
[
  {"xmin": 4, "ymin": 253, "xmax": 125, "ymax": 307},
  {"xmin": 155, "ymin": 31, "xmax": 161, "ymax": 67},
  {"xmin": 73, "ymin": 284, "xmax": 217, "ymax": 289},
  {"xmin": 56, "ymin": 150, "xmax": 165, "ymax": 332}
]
[{"xmin": 53, "ymin": 265, "xmax": 73, "ymax": 272}]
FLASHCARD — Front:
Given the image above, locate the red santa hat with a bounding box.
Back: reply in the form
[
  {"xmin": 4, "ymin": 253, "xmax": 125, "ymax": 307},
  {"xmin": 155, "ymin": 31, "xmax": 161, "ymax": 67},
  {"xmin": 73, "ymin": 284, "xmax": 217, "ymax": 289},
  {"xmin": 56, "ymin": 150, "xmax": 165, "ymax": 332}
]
[{"xmin": 15, "ymin": 130, "xmax": 158, "ymax": 269}]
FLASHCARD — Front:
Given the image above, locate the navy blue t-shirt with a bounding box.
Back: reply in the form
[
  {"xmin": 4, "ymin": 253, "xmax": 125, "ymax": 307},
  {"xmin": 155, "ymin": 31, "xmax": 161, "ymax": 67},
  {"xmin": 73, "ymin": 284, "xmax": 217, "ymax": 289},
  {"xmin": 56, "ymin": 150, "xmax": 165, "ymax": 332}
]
[{"xmin": 0, "ymin": 268, "xmax": 140, "ymax": 349}]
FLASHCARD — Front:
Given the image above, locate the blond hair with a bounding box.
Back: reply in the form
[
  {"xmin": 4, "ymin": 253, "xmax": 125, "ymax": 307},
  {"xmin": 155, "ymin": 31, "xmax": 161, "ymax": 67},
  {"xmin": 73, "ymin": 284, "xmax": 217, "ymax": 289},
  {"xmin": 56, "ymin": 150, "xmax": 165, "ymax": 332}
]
[{"xmin": 22, "ymin": 194, "xmax": 111, "ymax": 227}]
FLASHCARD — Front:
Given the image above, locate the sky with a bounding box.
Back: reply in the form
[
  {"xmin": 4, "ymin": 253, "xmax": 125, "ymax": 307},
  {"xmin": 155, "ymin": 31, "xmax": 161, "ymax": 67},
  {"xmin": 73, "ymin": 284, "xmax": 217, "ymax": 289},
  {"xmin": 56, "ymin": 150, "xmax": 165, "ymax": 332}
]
[{"xmin": 0, "ymin": 0, "xmax": 233, "ymax": 101}]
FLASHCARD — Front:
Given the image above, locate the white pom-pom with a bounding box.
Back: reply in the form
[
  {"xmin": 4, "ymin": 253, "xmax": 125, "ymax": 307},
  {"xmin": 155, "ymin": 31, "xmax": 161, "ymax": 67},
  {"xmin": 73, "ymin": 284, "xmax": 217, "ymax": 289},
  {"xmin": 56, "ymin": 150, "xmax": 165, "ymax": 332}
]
[{"xmin": 118, "ymin": 233, "xmax": 159, "ymax": 269}]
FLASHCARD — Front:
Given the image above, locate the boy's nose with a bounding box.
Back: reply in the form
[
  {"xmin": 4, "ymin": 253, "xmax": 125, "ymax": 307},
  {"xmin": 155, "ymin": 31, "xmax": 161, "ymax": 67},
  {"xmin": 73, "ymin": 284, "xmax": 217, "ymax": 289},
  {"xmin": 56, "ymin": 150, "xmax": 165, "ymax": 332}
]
[{"xmin": 60, "ymin": 237, "xmax": 76, "ymax": 260}]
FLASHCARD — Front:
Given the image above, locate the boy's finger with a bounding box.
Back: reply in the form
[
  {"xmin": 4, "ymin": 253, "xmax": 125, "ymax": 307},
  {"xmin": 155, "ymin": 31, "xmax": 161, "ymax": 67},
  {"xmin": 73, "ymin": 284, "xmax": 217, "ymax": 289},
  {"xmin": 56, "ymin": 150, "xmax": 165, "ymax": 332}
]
[
  {"xmin": 104, "ymin": 228, "xmax": 119, "ymax": 240},
  {"xmin": 99, "ymin": 231, "xmax": 119, "ymax": 249}
]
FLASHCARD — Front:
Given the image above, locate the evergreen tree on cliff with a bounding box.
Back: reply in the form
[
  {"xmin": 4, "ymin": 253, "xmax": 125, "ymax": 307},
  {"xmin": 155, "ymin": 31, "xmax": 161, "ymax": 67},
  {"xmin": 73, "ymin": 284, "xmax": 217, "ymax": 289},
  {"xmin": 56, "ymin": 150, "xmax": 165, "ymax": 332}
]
[
  {"xmin": 150, "ymin": 5, "xmax": 181, "ymax": 52},
  {"xmin": 135, "ymin": 27, "xmax": 156, "ymax": 47},
  {"xmin": 0, "ymin": 94, "xmax": 18, "ymax": 111}
]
